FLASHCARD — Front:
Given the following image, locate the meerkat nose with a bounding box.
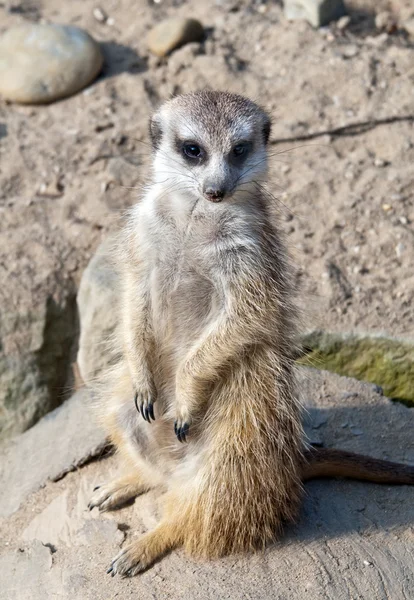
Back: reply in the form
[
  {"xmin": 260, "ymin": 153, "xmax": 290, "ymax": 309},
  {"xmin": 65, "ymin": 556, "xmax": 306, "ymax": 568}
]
[{"xmin": 204, "ymin": 187, "xmax": 226, "ymax": 202}]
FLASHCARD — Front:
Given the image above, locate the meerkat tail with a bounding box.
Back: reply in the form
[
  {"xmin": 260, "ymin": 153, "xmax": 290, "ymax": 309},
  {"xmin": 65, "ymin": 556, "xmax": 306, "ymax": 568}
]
[{"xmin": 302, "ymin": 447, "xmax": 414, "ymax": 485}]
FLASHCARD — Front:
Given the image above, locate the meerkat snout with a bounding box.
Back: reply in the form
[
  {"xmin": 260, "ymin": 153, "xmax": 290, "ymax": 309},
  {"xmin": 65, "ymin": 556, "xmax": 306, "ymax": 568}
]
[
  {"xmin": 149, "ymin": 91, "xmax": 272, "ymax": 205},
  {"xmin": 203, "ymin": 186, "xmax": 225, "ymax": 202}
]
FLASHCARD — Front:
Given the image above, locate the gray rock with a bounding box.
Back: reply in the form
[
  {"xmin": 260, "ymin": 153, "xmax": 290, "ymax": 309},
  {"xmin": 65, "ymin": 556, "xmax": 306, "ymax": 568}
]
[
  {"xmin": 284, "ymin": 0, "xmax": 347, "ymax": 28},
  {"xmin": 0, "ymin": 24, "xmax": 103, "ymax": 104},
  {"xmin": 0, "ymin": 288, "xmax": 77, "ymax": 442},
  {"xmin": 147, "ymin": 17, "xmax": 204, "ymax": 57},
  {"xmin": 0, "ymin": 389, "xmax": 107, "ymax": 518},
  {"xmin": 77, "ymin": 236, "xmax": 121, "ymax": 385},
  {"xmin": 0, "ymin": 541, "xmax": 58, "ymax": 600},
  {"xmin": 404, "ymin": 17, "xmax": 414, "ymax": 38},
  {"xmin": 22, "ymin": 490, "xmax": 124, "ymax": 548}
]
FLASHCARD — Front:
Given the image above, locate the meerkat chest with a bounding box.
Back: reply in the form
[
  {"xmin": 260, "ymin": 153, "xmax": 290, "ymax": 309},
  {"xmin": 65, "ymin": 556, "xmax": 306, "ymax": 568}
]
[{"xmin": 146, "ymin": 219, "xmax": 227, "ymax": 349}]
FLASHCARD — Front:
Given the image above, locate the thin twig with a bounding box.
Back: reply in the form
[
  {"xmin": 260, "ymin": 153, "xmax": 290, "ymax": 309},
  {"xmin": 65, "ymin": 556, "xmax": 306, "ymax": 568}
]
[{"xmin": 270, "ymin": 114, "xmax": 414, "ymax": 144}]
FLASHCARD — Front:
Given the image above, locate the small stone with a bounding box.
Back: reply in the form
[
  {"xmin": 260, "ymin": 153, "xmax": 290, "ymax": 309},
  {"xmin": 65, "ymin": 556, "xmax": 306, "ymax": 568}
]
[
  {"xmin": 0, "ymin": 24, "xmax": 103, "ymax": 104},
  {"xmin": 395, "ymin": 242, "xmax": 405, "ymax": 257},
  {"xmin": 398, "ymin": 216, "xmax": 408, "ymax": 225},
  {"xmin": 37, "ymin": 179, "xmax": 64, "ymax": 198},
  {"xmin": 341, "ymin": 44, "xmax": 358, "ymax": 59},
  {"xmin": 92, "ymin": 7, "xmax": 107, "ymax": 23},
  {"xmin": 350, "ymin": 427, "xmax": 363, "ymax": 436},
  {"xmin": 404, "ymin": 18, "xmax": 414, "ymax": 38},
  {"xmin": 284, "ymin": 0, "xmax": 347, "ymax": 28},
  {"xmin": 337, "ymin": 15, "xmax": 351, "ymax": 30},
  {"xmin": 382, "ymin": 203, "xmax": 392, "ymax": 212},
  {"xmin": 340, "ymin": 392, "xmax": 358, "ymax": 400},
  {"xmin": 375, "ymin": 11, "xmax": 397, "ymax": 33},
  {"xmin": 374, "ymin": 158, "xmax": 386, "ymax": 167},
  {"xmin": 147, "ymin": 18, "xmax": 204, "ymax": 57}
]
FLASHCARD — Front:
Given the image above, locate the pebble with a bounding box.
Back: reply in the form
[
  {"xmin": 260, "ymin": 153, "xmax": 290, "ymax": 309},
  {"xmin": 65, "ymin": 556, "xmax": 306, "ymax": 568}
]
[
  {"xmin": 92, "ymin": 7, "xmax": 107, "ymax": 23},
  {"xmin": 341, "ymin": 44, "xmax": 359, "ymax": 59},
  {"xmin": 375, "ymin": 11, "xmax": 397, "ymax": 34},
  {"xmin": 404, "ymin": 18, "xmax": 414, "ymax": 38},
  {"xmin": 284, "ymin": 0, "xmax": 347, "ymax": 28},
  {"xmin": 147, "ymin": 18, "xmax": 204, "ymax": 57},
  {"xmin": 340, "ymin": 392, "xmax": 358, "ymax": 400},
  {"xmin": 395, "ymin": 243, "xmax": 405, "ymax": 257},
  {"xmin": 337, "ymin": 15, "xmax": 351, "ymax": 30},
  {"xmin": 0, "ymin": 24, "xmax": 103, "ymax": 104},
  {"xmin": 350, "ymin": 427, "xmax": 363, "ymax": 436}
]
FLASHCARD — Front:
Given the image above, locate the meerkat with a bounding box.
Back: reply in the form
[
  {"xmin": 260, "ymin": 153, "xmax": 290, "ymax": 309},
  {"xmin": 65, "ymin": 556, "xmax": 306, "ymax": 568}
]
[{"xmin": 88, "ymin": 90, "xmax": 414, "ymax": 577}]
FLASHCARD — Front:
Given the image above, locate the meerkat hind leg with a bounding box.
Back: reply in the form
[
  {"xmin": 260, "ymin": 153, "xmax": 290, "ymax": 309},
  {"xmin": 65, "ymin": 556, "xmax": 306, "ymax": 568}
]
[
  {"xmin": 108, "ymin": 520, "xmax": 179, "ymax": 577},
  {"xmin": 88, "ymin": 472, "xmax": 150, "ymax": 512}
]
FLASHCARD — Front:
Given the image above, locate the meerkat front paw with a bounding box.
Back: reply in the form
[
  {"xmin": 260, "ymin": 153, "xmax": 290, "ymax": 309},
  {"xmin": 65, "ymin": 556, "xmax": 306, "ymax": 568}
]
[
  {"xmin": 174, "ymin": 405, "xmax": 192, "ymax": 443},
  {"xmin": 134, "ymin": 385, "xmax": 156, "ymax": 423}
]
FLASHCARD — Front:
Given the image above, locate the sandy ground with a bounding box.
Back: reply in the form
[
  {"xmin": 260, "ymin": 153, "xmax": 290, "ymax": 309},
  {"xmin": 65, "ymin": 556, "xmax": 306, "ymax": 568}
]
[{"xmin": 0, "ymin": 0, "xmax": 413, "ymax": 341}]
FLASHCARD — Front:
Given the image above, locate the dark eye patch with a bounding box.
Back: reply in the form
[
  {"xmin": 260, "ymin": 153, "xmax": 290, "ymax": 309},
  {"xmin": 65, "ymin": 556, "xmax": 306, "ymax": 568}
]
[
  {"xmin": 175, "ymin": 136, "xmax": 207, "ymax": 164},
  {"xmin": 229, "ymin": 141, "xmax": 253, "ymax": 164}
]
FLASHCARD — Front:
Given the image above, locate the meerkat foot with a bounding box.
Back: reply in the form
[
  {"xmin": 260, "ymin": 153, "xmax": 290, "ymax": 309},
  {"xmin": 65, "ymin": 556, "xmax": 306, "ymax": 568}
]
[
  {"xmin": 134, "ymin": 389, "xmax": 155, "ymax": 423},
  {"xmin": 88, "ymin": 474, "xmax": 149, "ymax": 512},
  {"xmin": 107, "ymin": 522, "xmax": 178, "ymax": 577}
]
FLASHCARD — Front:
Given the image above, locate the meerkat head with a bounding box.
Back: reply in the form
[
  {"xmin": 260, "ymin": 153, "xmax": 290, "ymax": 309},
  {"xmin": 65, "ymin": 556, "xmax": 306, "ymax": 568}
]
[{"xmin": 149, "ymin": 90, "xmax": 271, "ymax": 204}]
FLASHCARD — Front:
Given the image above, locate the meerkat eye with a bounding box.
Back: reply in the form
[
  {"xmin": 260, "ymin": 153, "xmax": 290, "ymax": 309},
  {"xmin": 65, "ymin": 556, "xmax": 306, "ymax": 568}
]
[
  {"xmin": 232, "ymin": 142, "xmax": 251, "ymax": 158},
  {"xmin": 182, "ymin": 143, "xmax": 204, "ymax": 159}
]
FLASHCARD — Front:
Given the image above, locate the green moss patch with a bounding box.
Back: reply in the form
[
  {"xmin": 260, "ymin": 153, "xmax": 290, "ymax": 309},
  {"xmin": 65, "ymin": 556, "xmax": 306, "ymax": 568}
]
[{"xmin": 299, "ymin": 331, "xmax": 414, "ymax": 406}]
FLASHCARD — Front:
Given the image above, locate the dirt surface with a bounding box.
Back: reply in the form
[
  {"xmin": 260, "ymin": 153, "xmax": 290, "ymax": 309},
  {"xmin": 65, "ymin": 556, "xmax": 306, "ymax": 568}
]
[
  {"xmin": 1, "ymin": 0, "xmax": 413, "ymax": 342},
  {"xmin": 1, "ymin": 368, "xmax": 413, "ymax": 600}
]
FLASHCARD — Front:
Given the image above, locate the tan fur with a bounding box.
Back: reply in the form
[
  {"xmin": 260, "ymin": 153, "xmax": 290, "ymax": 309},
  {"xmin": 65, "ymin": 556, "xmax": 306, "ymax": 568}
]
[{"xmin": 90, "ymin": 91, "xmax": 413, "ymax": 577}]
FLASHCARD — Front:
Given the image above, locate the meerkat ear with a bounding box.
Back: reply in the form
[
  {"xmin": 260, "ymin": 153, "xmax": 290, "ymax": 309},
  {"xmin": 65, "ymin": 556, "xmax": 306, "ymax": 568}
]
[
  {"xmin": 262, "ymin": 116, "xmax": 271, "ymax": 145},
  {"xmin": 149, "ymin": 114, "xmax": 162, "ymax": 150}
]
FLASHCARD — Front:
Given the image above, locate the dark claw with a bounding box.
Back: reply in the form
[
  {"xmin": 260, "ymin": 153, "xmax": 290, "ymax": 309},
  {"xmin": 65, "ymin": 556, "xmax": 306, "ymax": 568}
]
[
  {"xmin": 138, "ymin": 402, "xmax": 145, "ymax": 420},
  {"xmin": 107, "ymin": 566, "xmax": 113, "ymax": 575},
  {"xmin": 142, "ymin": 404, "xmax": 149, "ymax": 422},
  {"xmin": 88, "ymin": 504, "xmax": 93, "ymax": 511},
  {"xmin": 144, "ymin": 406, "xmax": 150, "ymax": 423},
  {"xmin": 93, "ymin": 485, "xmax": 100, "ymax": 492},
  {"xmin": 134, "ymin": 392, "xmax": 139, "ymax": 413},
  {"xmin": 174, "ymin": 421, "xmax": 189, "ymax": 443},
  {"xmin": 148, "ymin": 402, "xmax": 155, "ymax": 421}
]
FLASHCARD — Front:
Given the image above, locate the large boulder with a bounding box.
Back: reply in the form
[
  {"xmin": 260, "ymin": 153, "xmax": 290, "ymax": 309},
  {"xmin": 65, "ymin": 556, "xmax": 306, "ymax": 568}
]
[
  {"xmin": 76, "ymin": 235, "xmax": 121, "ymax": 385},
  {"xmin": 0, "ymin": 388, "xmax": 107, "ymax": 518},
  {"xmin": 0, "ymin": 242, "xmax": 78, "ymax": 441}
]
